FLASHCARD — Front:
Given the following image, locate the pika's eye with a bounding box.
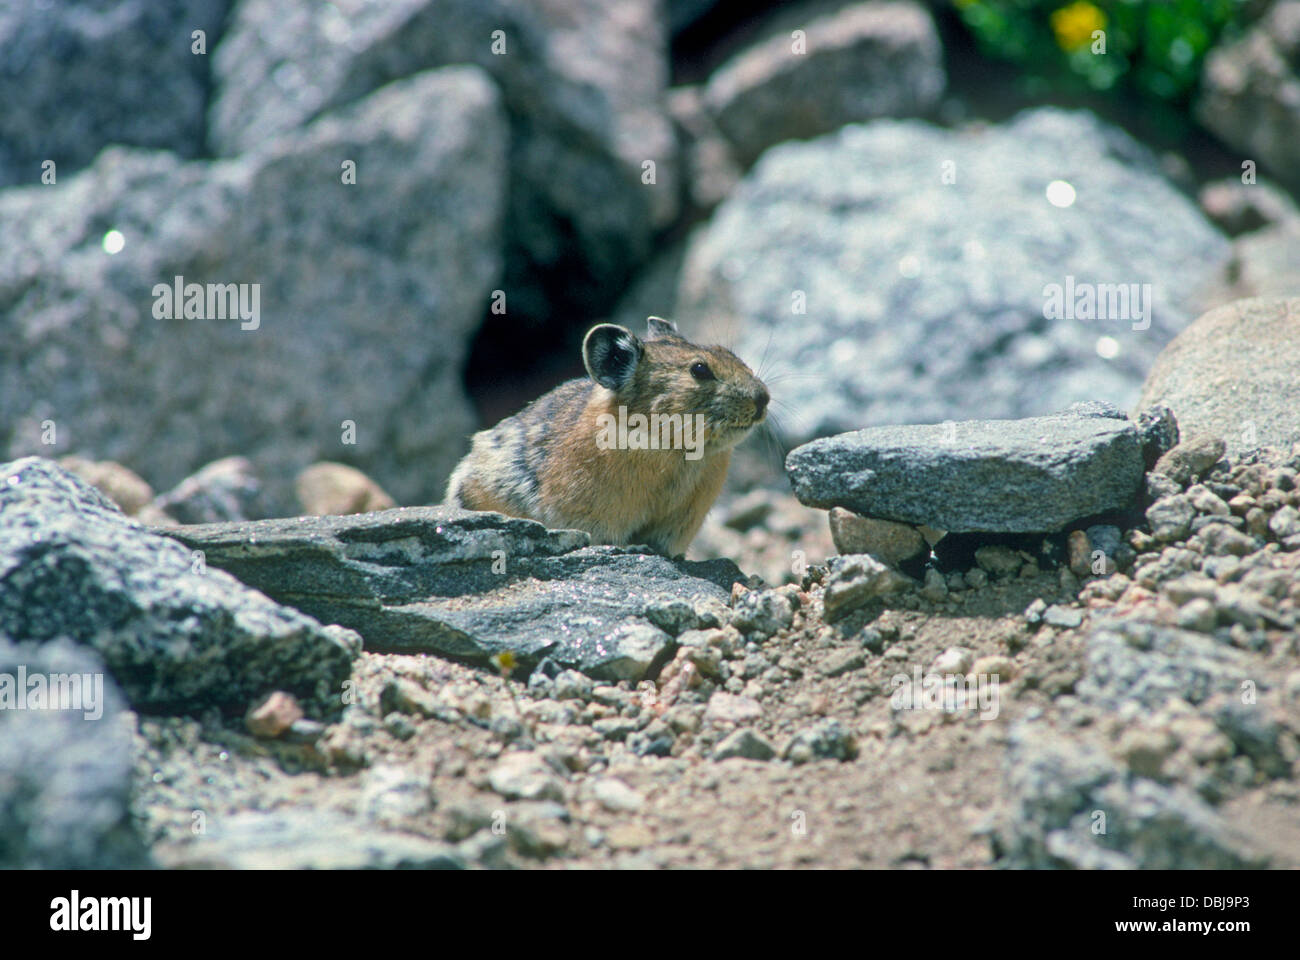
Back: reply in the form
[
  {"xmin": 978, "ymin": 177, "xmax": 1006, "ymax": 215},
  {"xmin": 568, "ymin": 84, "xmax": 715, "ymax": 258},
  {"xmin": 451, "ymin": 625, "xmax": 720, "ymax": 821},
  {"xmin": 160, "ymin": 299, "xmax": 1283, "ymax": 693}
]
[{"xmin": 690, "ymin": 362, "xmax": 714, "ymax": 381}]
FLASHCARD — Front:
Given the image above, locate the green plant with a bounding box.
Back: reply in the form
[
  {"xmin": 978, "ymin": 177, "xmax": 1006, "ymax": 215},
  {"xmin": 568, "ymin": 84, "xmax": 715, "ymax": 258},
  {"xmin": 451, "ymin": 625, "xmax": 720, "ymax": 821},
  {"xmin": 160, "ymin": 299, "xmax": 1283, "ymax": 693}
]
[{"xmin": 953, "ymin": 0, "xmax": 1252, "ymax": 104}]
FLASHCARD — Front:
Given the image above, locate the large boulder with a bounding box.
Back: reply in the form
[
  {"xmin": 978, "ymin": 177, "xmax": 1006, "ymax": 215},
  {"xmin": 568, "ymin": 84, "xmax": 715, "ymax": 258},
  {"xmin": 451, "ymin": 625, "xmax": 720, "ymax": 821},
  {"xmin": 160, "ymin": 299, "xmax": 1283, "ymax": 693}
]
[
  {"xmin": 0, "ymin": 67, "xmax": 506, "ymax": 511},
  {"xmin": 0, "ymin": 636, "xmax": 150, "ymax": 869},
  {"xmin": 676, "ymin": 108, "xmax": 1231, "ymax": 444},
  {"xmin": 0, "ymin": 458, "xmax": 360, "ymax": 716},
  {"xmin": 0, "ymin": 0, "xmax": 230, "ymax": 188},
  {"xmin": 163, "ymin": 507, "xmax": 744, "ymax": 682},
  {"xmin": 209, "ymin": 0, "xmax": 676, "ymax": 327},
  {"xmin": 1139, "ymin": 297, "xmax": 1300, "ymax": 457}
]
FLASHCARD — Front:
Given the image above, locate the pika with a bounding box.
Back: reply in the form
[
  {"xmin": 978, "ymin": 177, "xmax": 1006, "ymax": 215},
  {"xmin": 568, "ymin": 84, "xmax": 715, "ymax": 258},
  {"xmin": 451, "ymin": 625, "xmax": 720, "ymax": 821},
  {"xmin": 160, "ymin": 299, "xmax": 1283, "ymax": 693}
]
[{"xmin": 445, "ymin": 316, "xmax": 769, "ymax": 556}]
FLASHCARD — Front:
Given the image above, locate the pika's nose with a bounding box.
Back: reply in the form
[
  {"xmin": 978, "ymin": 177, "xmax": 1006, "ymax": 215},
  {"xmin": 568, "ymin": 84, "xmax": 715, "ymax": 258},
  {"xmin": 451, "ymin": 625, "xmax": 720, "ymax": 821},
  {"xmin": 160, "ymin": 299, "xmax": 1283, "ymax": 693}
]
[{"xmin": 753, "ymin": 386, "xmax": 769, "ymax": 420}]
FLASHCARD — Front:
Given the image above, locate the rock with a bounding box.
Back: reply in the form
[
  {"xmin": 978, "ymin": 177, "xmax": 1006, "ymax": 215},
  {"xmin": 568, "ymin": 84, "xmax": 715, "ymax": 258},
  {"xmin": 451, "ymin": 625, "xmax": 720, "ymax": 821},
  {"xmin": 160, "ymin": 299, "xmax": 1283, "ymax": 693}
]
[
  {"xmin": 296, "ymin": 462, "xmax": 397, "ymax": 516},
  {"xmin": 821, "ymin": 554, "xmax": 914, "ymax": 621},
  {"xmin": 712, "ymin": 727, "xmax": 776, "ymax": 761},
  {"xmin": 702, "ymin": 1, "xmax": 944, "ymax": 166},
  {"xmin": 1146, "ymin": 495, "xmax": 1196, "ymax": 542},
  {"xmin": 829, "ymin": 508, "xmax": 928, "ymax": 567},
  {"xmin": 628, "ymin": 718, "xmax": 675, "ymax": 757},
  {"xmin": 1270, "ymin": 505, "xmax": 1300, "ymax": 539},
  {"xmin": 729, "ymin": 588, "xmax": 795, "ymax": 639},
  {"xmin": 704, "ymin": 692, "xmax": 764, "ymax": 725},
  {"xmin": 0, "ymin": 0, "xmax": 229, "ymax": 187},
  {"xmin": 163, "ymin": 506, "xmax": 742, "ymax": 682},
  {"xmin": 677, "ymin": 108, "xmax": 1230, "ymax": 445},
  {"xmin": 1067, "ymin": 530, "xmax": 1092, "ymax": 577},
  {"xmin": 1198, "ymin": 177, "xmax": 1300, "ymax": 236},
  {"xmin": 210, "ymin": 0, "xmax": 674, "ymax": 335},
  {"xmin": 1116, "ymin": 727, "xmax": 1178, "ymax": 778},
  {"xmin": 998, "ymin": 726, "xmax": 1267, "ymax": 869},
  {"xmin": 0, "ymin": 637, "xmax": 150, "ymax": 868},
  {"xmin": 975, "ymin": 545, "xmax": 1023, "ymax": 579},
  {"xmin": 783, "ymin": 718, "xmax": 857, "ymax": 764},
  {"xmin": 1153, "ymin": 436, "xmax": 1228, "ymax": 486},
  {"xmin": 154, "ymin": 457, "xmax": 270, "ymax": 524},
  {"xmin": 592, "ymin": 716, "xmax": 640, "ymax": 742},
  {"xmin": 821, "ymin": 649, "xmax": 866, "ymax": 677},
  {"xmin": 157, "ymin": 809, "xmax": 463, "ymax": 869},
  {"xmin": 380, "ymin": 678, "xmax": 438, "ymax": 718},
  {"xmin": 1140, "ymin": 298, "xmax": 1300, "ymax": 458},
  {"xmin": 0, "ymin": 458, "xmax": 359, "ymax": 715},
  {"xmin": 787, "ymin": 408, "xmax": 1144, "ymax": 533},
  {"xmin": 1134, "ymin": 405, "xmax": 1180, "ymax": 469},
  {"xmin": 0, "ymin": 67, "xmax": 506, "ymax": 513},
  {"xmin": 245, "ymin": 691, "xmax": 305, "ymax": 739},
  {"xmin": 920, "ymin": 561, "xmax": 951, "ymax": 598},
  {"xmin": 552, "ymin": 671, "xmax": 595, "ymax": 703},
  {"xmin": 1078, "ymin": 619, "xmax": 1256, "ymax": 712},
  {"xmin": 360, "ymin": 764, "xmax": 433, "ymax": 823},
  {"xmin": 55, "ymin": 456, "xmax": 155, "ymax": 517},
  {"xmin": 1195, "ymin": 524, "xmax": 1259, "ymax": 557},
  {"xmin": 1176, "ymin": 597, "xmax": 1219, "ymax": 633},
  {"xmin": 1216, "ymin": 222, "xmax": 1300, "ymax": 303},
  {"xmin": 488, "ymin": 753, "xmax": 565, "ymax": 803},
  {"xmin": 591, "ymin": 778, "xmax": 645, "ymax": 813},
  {"xmin": 931, "ymin": 647, "xmax": 972, "ymax": 674},
  {"xmin": 1042, "ymin": 606, "xmax": 1083, "ymax": 629},
  {"xmin": 1196, "ymin": 1, "xmax": 1300, "ymax": 188}
]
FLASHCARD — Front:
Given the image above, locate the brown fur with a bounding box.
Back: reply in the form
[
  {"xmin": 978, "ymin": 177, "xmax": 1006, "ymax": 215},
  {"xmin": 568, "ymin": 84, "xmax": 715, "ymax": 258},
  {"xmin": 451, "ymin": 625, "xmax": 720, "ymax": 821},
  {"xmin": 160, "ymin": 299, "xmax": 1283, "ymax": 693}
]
[{"xmin": 444, "ymin": 318, "xmax": 768, "ymax": 556}]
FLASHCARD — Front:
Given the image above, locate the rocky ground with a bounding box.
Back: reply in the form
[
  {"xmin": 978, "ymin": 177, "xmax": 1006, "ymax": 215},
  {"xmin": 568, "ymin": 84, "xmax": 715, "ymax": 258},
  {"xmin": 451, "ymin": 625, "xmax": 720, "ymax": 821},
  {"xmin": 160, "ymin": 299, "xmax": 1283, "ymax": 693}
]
[{"xmin": 126, "ymin": 433, "xmax": 1300, "ymax": 870}]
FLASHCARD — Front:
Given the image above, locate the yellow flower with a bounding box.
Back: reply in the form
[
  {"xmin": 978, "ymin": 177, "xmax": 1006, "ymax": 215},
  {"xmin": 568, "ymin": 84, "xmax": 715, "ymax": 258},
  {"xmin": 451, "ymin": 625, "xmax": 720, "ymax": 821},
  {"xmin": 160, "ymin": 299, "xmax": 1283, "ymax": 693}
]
[
  {"xmin": 491, "ymin": 651, "xmax": 517, "ymax": 673},
  {"xmin": 1051, "ymin": 1, "xmax": 1107, "ymax": 52}
]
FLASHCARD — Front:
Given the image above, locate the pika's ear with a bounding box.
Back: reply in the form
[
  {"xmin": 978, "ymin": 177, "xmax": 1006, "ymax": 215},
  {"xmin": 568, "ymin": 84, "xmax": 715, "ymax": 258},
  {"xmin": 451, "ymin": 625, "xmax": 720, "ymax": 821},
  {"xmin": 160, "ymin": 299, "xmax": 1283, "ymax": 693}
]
[
  {"xmin": 646, "ymin": 316, "xmax": 678, "ymax": 340},
  {"xmin": 583, "ymin": 324, "xmax": 643, "ymax": 391}
]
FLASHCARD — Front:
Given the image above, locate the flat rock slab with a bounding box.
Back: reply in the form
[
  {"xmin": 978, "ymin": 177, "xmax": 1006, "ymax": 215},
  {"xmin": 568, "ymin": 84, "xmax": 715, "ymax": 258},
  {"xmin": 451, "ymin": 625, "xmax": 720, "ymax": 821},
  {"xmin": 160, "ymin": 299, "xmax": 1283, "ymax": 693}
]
[
  {"xmin": 163, "ymin": 508, "xmax": 744, "ymax": 681},
  {"xmin": 785, "ymin": 406, "xmax": 1144, "ymax": 533},
  {"xmin": 0, "ymin": 458, "xmax": 358, "ymax": 717}
]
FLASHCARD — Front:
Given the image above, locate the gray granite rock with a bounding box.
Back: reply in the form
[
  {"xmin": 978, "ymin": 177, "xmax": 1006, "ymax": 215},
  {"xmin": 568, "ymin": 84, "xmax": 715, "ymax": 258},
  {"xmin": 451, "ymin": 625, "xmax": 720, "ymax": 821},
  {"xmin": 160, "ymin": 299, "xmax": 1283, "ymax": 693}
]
[
  {"xmin": 1140, "ymin": 298, "xmax": 1300, "ymax": 458},
  {"xmin": 1077, "ymin": 618, "xmax": 1257, "ymax": 712},
  {"xmin": 676, "ymin": 108, "xmax": 1230, "ymax": 444},
  {"xmin": 999, "ymin": 725, "xmax": 1267, "ymax": 869},
  {"xmin": 0, "ymin": 67, "xmax": 506, "ymax": 513},
  {"xmin": 210, "ymin": 0, "xmax": 675, "ymax": 328},
  {"xmin": 154, "ymin": 457, "xmax": 271, "ymax": 524},
  {"xmin": 0, "ymin": 458, "xmax": 359, "ymax": 716},
  {"xmin": 162, "ymin": 507, "xmax": 744, "ymax": 682},
  {"xmin": 787, "ymin": 408, "xmax": 1144, "ymax": 533},
  {"xmin": 703, "ymin": 1, "xmax": 944, "ymax": 166},
  {"xmin": 0, "ymin": 637, "xmax": 150, "ymax": 868},
  {"xmin": 0, "ymin": 0, "xmax": 230, "ymax": 187}
]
